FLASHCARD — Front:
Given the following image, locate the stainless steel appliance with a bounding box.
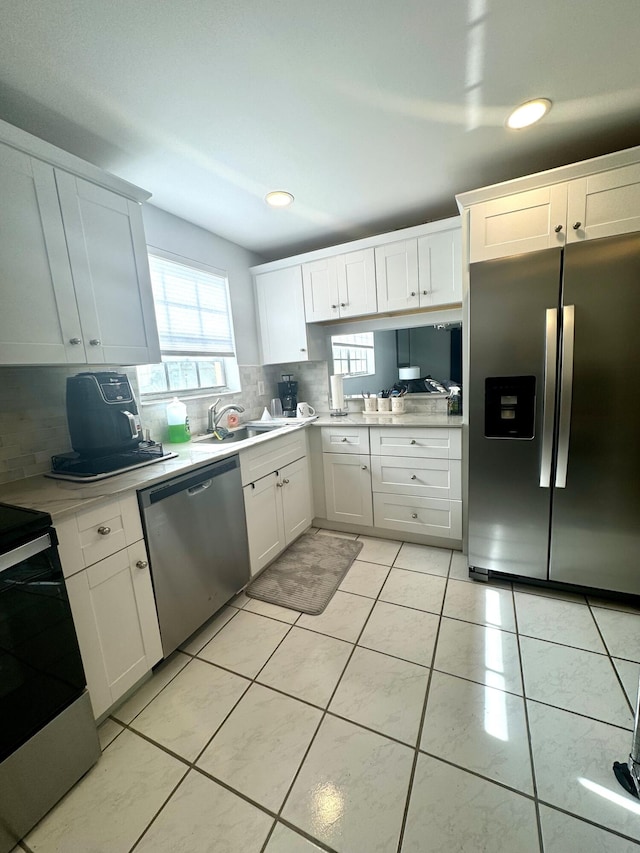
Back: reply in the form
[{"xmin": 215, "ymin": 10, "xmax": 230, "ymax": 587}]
[
  {"xmin": 278, "ymin": 374, "xmax": 298, "ymax": 418},
  {"xmin": 47, "ymin": 372, "xmax": 177, "ymax": 481},
  {"xmin": 0, "ymin": 503, "xmax": 100, "ymax": 853},
  {"xmin": 138, "ymin": 455, "xmax": 250, "ymax": 657},
  {"xmin": 468, "ymin": 232, "xmax": 640, "ymax": 593}
]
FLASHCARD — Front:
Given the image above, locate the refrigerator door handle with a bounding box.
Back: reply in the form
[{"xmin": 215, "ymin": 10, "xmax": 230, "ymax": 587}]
[
  {"xmin": 539, "ymin": 308, "xmax": 558, "ymax": 487},
  {"xmin": 555, "ymin": 304, "xmax": 575, "ymax": 488}
]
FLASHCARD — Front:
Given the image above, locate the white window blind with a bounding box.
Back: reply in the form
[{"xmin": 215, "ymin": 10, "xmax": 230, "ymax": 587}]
[{"xmin": 148, "ymin": 255, "xmax": 235, "ymax": 357}]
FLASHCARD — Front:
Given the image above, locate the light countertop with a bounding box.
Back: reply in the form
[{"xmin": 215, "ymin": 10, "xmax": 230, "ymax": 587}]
[{"xmin": 0, "ymin": 413, "xmax": 463, "ymax": 520}]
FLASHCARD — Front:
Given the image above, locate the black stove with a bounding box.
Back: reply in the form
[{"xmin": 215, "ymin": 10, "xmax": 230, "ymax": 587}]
[
  {"xmin": 46, "ymin": 443, "xmax": 178, "ymax": 482},
  {"xmin": 0, "ymin": 502, "xmax": 52, "ymax": 552}
]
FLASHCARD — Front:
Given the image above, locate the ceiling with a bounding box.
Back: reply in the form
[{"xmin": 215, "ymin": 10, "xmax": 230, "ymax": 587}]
[{"xmin": 1, "ymin": 0, "xmax": 639, "ymax": 261}]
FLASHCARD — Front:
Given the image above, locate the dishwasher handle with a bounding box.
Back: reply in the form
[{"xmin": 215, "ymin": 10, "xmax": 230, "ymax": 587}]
[
  {"xmin": 138, "ymin": 455, "xmax": 239, "ymax": 507},
  {"xmin": 187, "ymin": 480, "xmax": 212, "ymax": 496}
]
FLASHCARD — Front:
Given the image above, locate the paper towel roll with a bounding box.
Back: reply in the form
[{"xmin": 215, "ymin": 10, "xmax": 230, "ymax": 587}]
[
  {"xmin": 399, "ymin": 366, "xmax": 421, "ymax": 380},
  {"xmin": 330, "ymin": 374, "xmax": 345, "ymax": 409}
]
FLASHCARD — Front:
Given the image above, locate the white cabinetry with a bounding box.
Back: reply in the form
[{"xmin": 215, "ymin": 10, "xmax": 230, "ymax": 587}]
[
  {"xmin": 466, "ymin": 157, "xmax": 640, "ymax": 262},
  {"xmin": 303, "ymin": 249, "xmax": 377, "ymax": 322},
  {"xmin": 369, "ymin": 427, "xmax": 462, "ymax": 539},
  {"xmin": 254, "ymin": 265, "xmax": 325, "ymax": 364},
  {"xmin": 241, "ymin": 431, "xmax": 312, "ymax": 574},
  {"xmin": 0, "ymin": 122, "xmax": 159, "ymax": 366},
  {"xmin": 56, "ymin": 494, "xmax": 162, "ymax": 719},
  {"xmin": 375, "ymin": 222, "xmax": 462, "ymax": 312},
  {"xmin": 321, "ymin": 426, "xmax": 372, "ymax": 526}
]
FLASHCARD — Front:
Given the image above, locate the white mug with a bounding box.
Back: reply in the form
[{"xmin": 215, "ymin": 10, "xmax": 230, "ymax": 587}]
[{"xmin": 296, "ymin": 402, "xmax": 316, "ymax": 418}]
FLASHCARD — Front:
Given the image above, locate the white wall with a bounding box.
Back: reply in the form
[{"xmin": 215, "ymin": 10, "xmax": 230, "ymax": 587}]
[{"xmin": 142, "ymin": 204, "xmax": 263, "ymax": 365}]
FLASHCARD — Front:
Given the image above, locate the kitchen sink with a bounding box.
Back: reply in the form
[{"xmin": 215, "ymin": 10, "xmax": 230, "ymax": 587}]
[{"xmin": 191, "ymin": 421, "xmax": 293, "ymax": 447}]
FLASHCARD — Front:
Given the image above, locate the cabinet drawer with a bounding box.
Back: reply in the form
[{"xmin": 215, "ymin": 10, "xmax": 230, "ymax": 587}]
[
  {"xmin": 371, "ymin": 456, "xmax": 461, "ymax": 500},
  {"xmin": 240, "ymin": 429, "xmax": 308, "ymax": 485},
  {"xmin": 373, "ymin": 494, "xmax": 462, "ymax": 539},
  {"xmin": 369, "ymin": 427, "xmax": 461, "ymax": 459},
  {"xmin": 56, "ymin": 493, "xmax": 143, "ymax": 576},
  {"xmin": 321, "ymin": 426, "xmax": 370, "ymax": 454}
]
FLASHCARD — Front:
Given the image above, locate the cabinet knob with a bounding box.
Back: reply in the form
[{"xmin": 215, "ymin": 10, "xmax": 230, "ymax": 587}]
[
  {"xmin": 411, "ymin": 512, "xmax": 418, "ymax": 519},
  {"xmin": 69, "ymin": 337, "xmax": 81, "ymax": 345},
  {"xmin": 331, "ymin": 304, "xmax": 337, "ymax": 309},
  {"xmin": 282, "ymin": 478, "xmax": 290, "ymax": 484},
  {"xmin": 361, "ymin": 465, "xmax": 367, "ymax": 470},
  {"xmin": 97, "ymin": 526, "xmax": 111, "ymax": 536},
  {"xmin": 340, "ymin": 302, "xmax": 346, "ymax": 308},
  {"xmin": 573, "ymin": 221, "xmax": 582, "ymax": 230},
  {"xmin": 422, "ymin": 290, "xmax": 429, "ymax": 295},
  {"xmin": 341, "ymin": 437, "xmax": 348, "ymax": 442},
  {"xmin": 276, "ymin": 481, "xmax": 284, "ymax": 488},
  {"xmin": 554, "ymin": 224, "xmax": 563, "ymax": 233},
  {"xmin": 410, "ymin": 291, "xmax": 417, "ymax": 297},
  {"xmin": 300, "ymin": 347, "xmax": 306, "ymax": 352},
  {"xmin": 89, "ymin": 339, "xmax": 101, "ymax": 346},
  {"xmin": 410, "ymin": 439, "xmax": 417, "ymax": 445},
  {"xmin": 136, "ymin": 560, "xmax": 148, "ymax": 569},
  {"xmin": 410, "ymin": 474, "xmax": 417, "ymax": 480}
]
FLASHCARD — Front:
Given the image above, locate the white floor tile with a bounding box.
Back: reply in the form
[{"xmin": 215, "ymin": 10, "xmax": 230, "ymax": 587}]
[
  {"xmin": 520, "ymin": 636, "xmax": 633, "ymax": 728},
  {"xmin": 113, "ymin": 651, "xmax": 191, "ymax": 724},
  {"xmin": 134, "ymin": 769, "xmax": 272, "ymax": 852},
  {"xmin": 265, "ymin": 823, "xmax": 325, "ymax": 852},
  {"xmin": 258, "ymin": 626, "xmax": 353, "ymax": 707},
  {"xmin": 515, "ymin": 591, "xmax": 605, "ymax": 652},
  {"xmin": 356, "ymin": 535, "xmax": 402, "ymax": 565},
  {"xmin": 443, "ymin": 578, "xmax": 516, "ymax": 632},
  {"xmin": 592, "ymin": 608, "xmax": 640, "ymax": 663},
  {"xmin": 435, "ymin": 617, "xmax": 523, "ymax": 695},
  {"xmin": 394, "ymin": 542, "xmax": 452, "ymax": 576},
  {"xmin": 197, "ymin": 610, "xmax": 291, "ymax": 677},
  {"xmin": 514, "ymin": 582, "xmax": 586, "ymax": 604},
  {"xmin": 198, "ymin": 684, "xmax": 321, "ymax": 811},
  {"xmin": 130, "ymin": 658, "xmax": 249, "ymax": 761},
  {"xmin": 283, "ymin": 715, "xmax": 413, "ymax": 853},
  {"xmin": 339, "ymin": 559, "xmax": 390, "ymax": 598},
  {"xmin": 296, "ymin": 590, "xmax": 374, "ymax": 643},
  {"xmin": 449, "ymin": 550, "xmax": 472, "ymax": 582},
  {"xmin": 421, "ymin": 671, "xmax": 533, "ymax": 794},
  {"xmin": 180, "ymin": 606, "xmax": 238, "ymax": 654},
  {"xmin": 539, "ymin": 804, "xmax": 640, "ymax": 853},
  {"xmin": 528, "ymin": 700, "xmax": 640, "ymax": 842},
  {"xmin": 330, "ymin": 647, "xmax": 429, "ymax": 745},
  {"xmin": 613, "ymin": 657, "xmax": 640, "ymax": 708},
  {"xmin": 358, "ymin": 600, "xmax": 439, "ymax": 667},
  {"xmin": 243, "ymin": 596, "xmax": 300, "ymax": 624},
  {"xmin": 97, "ymin": 718, "xmax": 123, "ymax": 751},
  {"xmin": 401, "ymin": 754, "xmax": 539, "ymax": 853},
  {"xmin": 379, "ymin": 568, "xmax": 446, "ymax": 614},
  {"xmin": 25, "ymin": 730, "xmax": 186, "ymax": 853}
]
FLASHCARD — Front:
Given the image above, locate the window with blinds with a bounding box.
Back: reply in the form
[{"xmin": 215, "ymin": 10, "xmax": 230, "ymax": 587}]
[
  {"xmin": 331, "ymin": 332, "xmax": 375, "ymax": 376},
  {"xmin": 137, "ymin": 253, "xmax": 238, "ymax": 397}
]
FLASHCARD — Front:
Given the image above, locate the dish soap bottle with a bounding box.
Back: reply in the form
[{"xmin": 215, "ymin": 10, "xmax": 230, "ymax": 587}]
[
  {"xmin": 447, "ymin": 386, "xmax": 462, "ymax": 416},
  {"xmin": 166, "ymin": 397, "xmax": 190, "ymax": 442}
]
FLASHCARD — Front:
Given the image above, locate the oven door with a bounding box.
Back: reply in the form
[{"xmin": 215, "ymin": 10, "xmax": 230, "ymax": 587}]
[{"xmin": 0, "ymin": 532, "xmax": 87, "ymax": 762}]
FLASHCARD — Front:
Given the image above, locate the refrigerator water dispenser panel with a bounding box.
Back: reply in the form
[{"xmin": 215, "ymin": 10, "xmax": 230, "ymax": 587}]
[{"xmin": 485, "ymin": 376, "xmax": 536, "ymax": 439}]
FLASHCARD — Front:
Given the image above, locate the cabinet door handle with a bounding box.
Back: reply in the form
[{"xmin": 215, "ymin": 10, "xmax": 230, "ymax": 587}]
[
  {"xmin": 89, "ymin": 339, "xmax": 101, "ymax": 346},
  {"xmin": 341, "ymin": 437, "xmax": 348, "ymax": 442},
  {"xmin": 69, "ymin": 337, "xmax": 81, "ymax": 345},
  {"xmin": 136, "ymin": 560, "xmax": 148, "ymax": 569},
  {"xmin": 410, "ymin": 439, "xmax": 417, "ymax": 445},
  {"xmin": 554, "ymin": 224, "xmax": 563, "ymax": 233},
  {"xmin": 411, "ymin": 512, "xmax": 418, "ymax": 519},
  {"xmin": 410, "ymin": 474, "xmax": 417, "ymax": 480},
  {"xmin": 300, "ymin": 347, "xmax": 306, "ymax": 352},
  {"xmin": 97, "ymin": 526, "xmax": 111, "ymax": 536},
  {"xmin": 361, "ymin": 465, "xmax": 367, "ymax": 470},
  {"xmin": 276, "ymin": 481, "xmax": 284, "ymax": 488},
  {"xmin": 282, "ymin": 478, "xmax": 290, "ymax": 484},
  {"xmin": 422, "ymin": 290, "xmax": 429, "ymax": 295},
  {"xmin": 340, "ymin": 302, "xmax": 346, "ymax": 307},
  {"xmin": 573, "ymin": 221, "xmax": 582, "ymax": 230},
  {"xmin": 331, "ymin": 304, "xmax": 337, "ymax": 309},
  {"xmin": 410, "ymin": 291, "xmax": 417, "ymax": 297}
]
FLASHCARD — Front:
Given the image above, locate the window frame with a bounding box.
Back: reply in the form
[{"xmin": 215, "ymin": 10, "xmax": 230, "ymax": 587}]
[{"xmin": 331, "ymin": 332, "xmax": 376, "ymax": 378}]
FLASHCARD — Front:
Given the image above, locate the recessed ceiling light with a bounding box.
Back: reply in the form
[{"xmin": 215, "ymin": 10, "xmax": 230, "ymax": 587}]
[
  {"xmin": 265, "ymin": 190, "xmax": 294, "ymax": 208},
  {"xmin": 506, "ymin": 98, "xmax": 552, "ymax": 130}
]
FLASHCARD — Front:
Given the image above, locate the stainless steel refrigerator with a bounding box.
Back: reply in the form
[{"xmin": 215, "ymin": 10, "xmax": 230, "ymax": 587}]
[{"xmin": 468, "ymin": 232, "xmax": 640, "ymax": 594}]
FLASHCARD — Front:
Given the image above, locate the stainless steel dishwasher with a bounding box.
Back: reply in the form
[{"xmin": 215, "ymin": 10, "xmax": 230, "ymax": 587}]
[{"xmin": 138, "ymin": 455, "xmax": 250, "ymax": 657}]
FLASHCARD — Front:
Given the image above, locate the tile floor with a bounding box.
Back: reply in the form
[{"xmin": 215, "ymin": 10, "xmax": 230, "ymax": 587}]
[{"xmin": 15, "ymin": 531, "xmax": 640, "ymax": 852}]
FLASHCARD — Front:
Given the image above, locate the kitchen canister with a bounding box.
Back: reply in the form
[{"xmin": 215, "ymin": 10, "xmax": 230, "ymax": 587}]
[
  {"xmin": 377, "ymin": 397, "xmax": 391, "ymax": 413},
  {"xmin": 363, "ymin": 397, "xmax": 377, "ymax": 413},
  {"xmin": 166, "ymin": 397, "xmax": 191, "ymax": 442},
  {"xmin": 391, "ymin": 396, "xmax": 405, "ymax": 414}
]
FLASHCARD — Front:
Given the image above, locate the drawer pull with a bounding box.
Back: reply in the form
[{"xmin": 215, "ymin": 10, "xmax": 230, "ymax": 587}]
[
  {"xmin": 410, "ymin": 474, "xmax": 417, "ymax": 480},
  {"xmin": 341, "ymin": 437, "xmax": 348, "ymax": 442},
  {"xmin": 411, "ymin": 512, "xmax": 418, "ymax": 519},
  {"xmin": 361, "ymin": 465, "xmax": 367, "ymax": 470},
  {"xmin": 97, "ymin": 526, "xmax": 111, "ymax": 536},
  {"xmin": 410, "ymin": 439, "xmax": 417, "ymax": 445},
  {"xmin": 136, "ymin": 560, "xmax": 148, "ymax": 569},
  {"xmin": 69, "ymin": 337, "xmax": 81, "ymax": 345},
  {"xmin": 282, "ymin": 478, "xmax": 290, "ymax": 484}
]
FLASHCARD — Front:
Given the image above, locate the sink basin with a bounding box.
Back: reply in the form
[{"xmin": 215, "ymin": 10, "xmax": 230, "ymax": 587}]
[{"xmin": 192, "ymin": 422, "xmax": 288, "ymax": 446}]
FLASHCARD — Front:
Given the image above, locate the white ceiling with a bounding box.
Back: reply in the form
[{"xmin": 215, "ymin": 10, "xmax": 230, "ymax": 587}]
[{"xmin": 1, "ymin": 0, "xmax": 639, "ymax": 260}]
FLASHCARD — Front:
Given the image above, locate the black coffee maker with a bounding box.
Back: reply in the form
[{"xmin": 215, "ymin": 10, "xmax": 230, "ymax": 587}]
[
  {"xmin": 66, "ymin": 372, "xmax": 142, "ymax": 456},
  {"xmin": 278, "ymin": 374, "xmax": 298, "ymax": 418}
]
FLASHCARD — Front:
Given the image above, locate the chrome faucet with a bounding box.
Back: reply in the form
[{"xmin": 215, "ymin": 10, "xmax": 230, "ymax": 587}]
[{"xmin": 207, "ymin": 399, "xmax": 245, "ymax": 432}]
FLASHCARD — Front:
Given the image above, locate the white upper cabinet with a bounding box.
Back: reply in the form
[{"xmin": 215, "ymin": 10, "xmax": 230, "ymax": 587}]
[
  {"xmin": 566, "ymin": 162, "xmax": 640, "ymax": 243},
  {"xmin": 302, "ymin": 248, "xmax": 377, "ymax": 322},
  {"xmin": 255, "ymin": 265, "xmax": 325, "ymax": 364},
  {"xmin": 56, "ymin": 172, "xmax": 160, "ymax": 365},
  {"xmin": 0, "ymin": 121, "xmax": 160, "ymax": 366},
  {"xmin": 375, "ymin": 239, "xmax": 419, "ymax": 312}
]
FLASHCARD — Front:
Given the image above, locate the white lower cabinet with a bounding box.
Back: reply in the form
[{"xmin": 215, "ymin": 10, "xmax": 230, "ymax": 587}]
[
  {"xmin": 56, "ymin": 494, "xmax": 162, "ymax": 719},
  {"xmin": 322, "ymin": 452, "xmax": 373, "ymax": 526},
  {"xmin": 373, "ymin": 493, "xmax": 462, "ymax": 538},
  {"xmin": 243, "ymin": 455, "xmax": 312, "ymax": 575}
]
